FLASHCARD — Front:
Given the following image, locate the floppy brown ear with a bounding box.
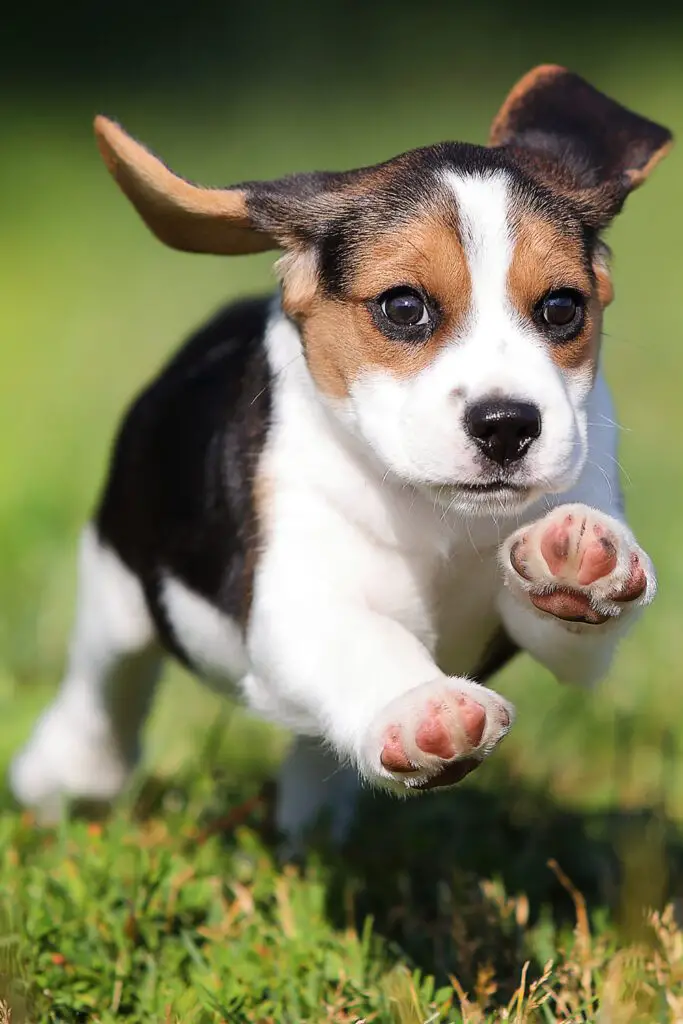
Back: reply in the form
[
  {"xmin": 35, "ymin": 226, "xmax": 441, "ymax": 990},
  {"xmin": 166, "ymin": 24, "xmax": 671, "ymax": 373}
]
[
  {"xmin": 489, "ymin": 65, "xmax": 673, "ymax": 227},
  {"xmin": 94, "ymin": 116, "xmax": 278, "ymax": 254}
]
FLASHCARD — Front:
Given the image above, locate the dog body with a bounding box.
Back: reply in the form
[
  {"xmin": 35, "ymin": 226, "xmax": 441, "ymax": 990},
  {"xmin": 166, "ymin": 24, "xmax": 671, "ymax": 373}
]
[{"xmin": 10, "ymin": 67, "xmax": 671, "ymax": 847}]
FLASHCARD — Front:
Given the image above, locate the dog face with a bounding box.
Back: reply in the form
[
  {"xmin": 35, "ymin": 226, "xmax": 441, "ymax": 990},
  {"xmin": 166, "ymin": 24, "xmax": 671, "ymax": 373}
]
[
  {"xmin": 283, "ymin": 158, "xmax": 604, "ymax": 516},
  {"xmin": 95, "ymin": 66, "xmax": 671, "ymax": 515}
]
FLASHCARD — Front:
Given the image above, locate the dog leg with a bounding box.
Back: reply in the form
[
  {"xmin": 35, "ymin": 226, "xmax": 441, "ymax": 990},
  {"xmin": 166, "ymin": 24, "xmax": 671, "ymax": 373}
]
[
  {"xmin": 275, "ymin": 736, "xmax": 359, "ymax": 858},
  {"xmin": 10, "ymin": 525, "xmax": 163, "ymax": 820},
  {"xmin": 246, "ymin": 604, "xmax": 514, "ymax": 796}
]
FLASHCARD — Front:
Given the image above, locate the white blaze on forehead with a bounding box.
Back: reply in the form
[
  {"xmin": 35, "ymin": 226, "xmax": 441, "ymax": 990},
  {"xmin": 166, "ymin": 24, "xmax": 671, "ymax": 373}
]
[{"xmin": 443, "ymin": 171, "xmax": 513, "ymax": 329}]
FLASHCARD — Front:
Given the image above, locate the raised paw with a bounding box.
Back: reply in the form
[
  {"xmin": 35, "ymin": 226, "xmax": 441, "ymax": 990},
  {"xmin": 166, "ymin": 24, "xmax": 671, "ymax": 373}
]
[
  {"xmin": 501, "ymin": 504, "xmax": 656, "ymax": 625},
  {"xmin": 364, "ymin": 679, "xmax": 514, "ymax": 792}
]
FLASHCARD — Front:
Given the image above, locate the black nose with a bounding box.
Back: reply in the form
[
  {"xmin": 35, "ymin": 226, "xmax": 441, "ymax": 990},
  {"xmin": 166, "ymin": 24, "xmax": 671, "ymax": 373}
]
[{"xmin": 465, "ymin": 399, "xmax": 542, "ymax": 467}]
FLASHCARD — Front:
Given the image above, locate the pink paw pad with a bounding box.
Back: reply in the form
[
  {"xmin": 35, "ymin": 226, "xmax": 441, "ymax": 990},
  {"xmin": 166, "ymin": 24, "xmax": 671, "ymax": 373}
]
[
  {"xmin": 380, "ymin": 727, "xmax": 415, "ymax": 773},
  {"xmin": 415, "ymin": 696, "xmax": 485, "ymax": 757},
  {"xmin": 530, "ymin": 588, "xmax": 608, "ymax": 624},
  {"xmin": 538, "ymin": 515, "xmax": 618, "ymax": 586},
  {"xmin": 540, "ymin": 518, "xmax": 573, "ymax": 575},
  {"xmin": 508, "ymin": 506, "xmax": 651, "ymax": 624},
  {"xmin": 415, "ymin": 708, "xmax": 457, "ymax": 760},
  {"xmin": 576, "ymin": 534, "xmax": 617, "ymax": 586},
  {"xmin": 616, "ymin": 552, "xmax": 647, "ymax": 602},
  {"xmin": 379, "ymin": 694, "xmax": 486, "ymax": 775}
]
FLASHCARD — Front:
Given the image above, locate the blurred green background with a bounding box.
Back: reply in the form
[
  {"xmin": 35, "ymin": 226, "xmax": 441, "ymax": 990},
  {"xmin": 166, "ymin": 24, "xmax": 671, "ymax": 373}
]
[{"xmin": 2, "ymin": 0, "xmax": 683, "ymax": 902}]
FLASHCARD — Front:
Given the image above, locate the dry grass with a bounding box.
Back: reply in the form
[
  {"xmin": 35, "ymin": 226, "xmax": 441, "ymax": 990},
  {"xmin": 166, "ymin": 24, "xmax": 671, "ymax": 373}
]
[{"xmin": 384, "ymin": 888, "xmax": 683, "ymax": 1023}]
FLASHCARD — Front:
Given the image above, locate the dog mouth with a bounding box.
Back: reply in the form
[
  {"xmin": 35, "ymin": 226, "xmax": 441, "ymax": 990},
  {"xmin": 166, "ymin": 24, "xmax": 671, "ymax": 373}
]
[
  {"xmin": 452, "ymin": 480, "xmax": 530, "ymax": 494},
  {"xmin": 426, "ymin": 478, "xmax": 538, "ymax": 510}
]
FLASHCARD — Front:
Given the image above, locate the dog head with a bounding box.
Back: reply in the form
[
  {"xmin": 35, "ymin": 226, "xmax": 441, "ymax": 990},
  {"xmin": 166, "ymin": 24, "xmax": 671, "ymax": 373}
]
[{"xmin": 95, "ymin": 66, "xmax": 671, "ymax": 516}]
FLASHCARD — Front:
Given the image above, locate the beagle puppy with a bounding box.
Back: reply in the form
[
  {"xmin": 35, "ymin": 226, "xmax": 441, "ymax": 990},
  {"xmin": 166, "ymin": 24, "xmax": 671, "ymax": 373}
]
[{"xmin": 11, "ymin": 66, "xmax": 671, "ymax": 849}]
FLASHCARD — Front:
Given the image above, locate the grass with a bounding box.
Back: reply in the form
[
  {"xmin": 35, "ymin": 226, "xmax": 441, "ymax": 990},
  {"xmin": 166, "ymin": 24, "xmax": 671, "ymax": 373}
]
[
  {"xmin": 2, "ymin": 45, "xmax": 683, "ymax": 1021},
  {"xmin": 3, "ymin": 768, "xmax": 683, "ymax": 1022}
]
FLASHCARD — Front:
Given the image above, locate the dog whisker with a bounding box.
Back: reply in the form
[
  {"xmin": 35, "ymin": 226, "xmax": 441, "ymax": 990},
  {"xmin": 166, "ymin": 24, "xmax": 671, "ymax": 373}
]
[
  {"xmin": 250, "ymin": 351, "xmax": 303, "ymax": 405},
  {"xmin": 601, "ymin": 451, "xmax": 633, "ymax": 488},
  {"xmin": 586, "ymin": 459, "xmax": 616, "ymax": 505}
]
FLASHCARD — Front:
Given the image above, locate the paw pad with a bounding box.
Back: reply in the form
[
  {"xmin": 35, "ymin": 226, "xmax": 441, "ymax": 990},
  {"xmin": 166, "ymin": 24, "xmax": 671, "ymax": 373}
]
[{"xmin": 374, "ymin": 681, "xmax": 513, "ymax": 792}]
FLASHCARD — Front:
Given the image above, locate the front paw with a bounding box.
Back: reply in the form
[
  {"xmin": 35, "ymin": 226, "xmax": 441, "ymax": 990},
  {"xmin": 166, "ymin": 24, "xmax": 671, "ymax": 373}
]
[
  {"xmin": 501, "ymin": 504, "xmax": 656, "ymax": 625},
  {"xmin": 363, "ymin": 678, "xmax": 514, "ymax": 793}
]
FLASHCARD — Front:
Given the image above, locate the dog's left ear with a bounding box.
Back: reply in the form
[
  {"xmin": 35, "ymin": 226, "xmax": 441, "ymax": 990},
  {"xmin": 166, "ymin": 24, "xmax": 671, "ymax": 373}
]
[{"xmin": 490, "ymin": 65, "xmax": 672, "ymax": 228}]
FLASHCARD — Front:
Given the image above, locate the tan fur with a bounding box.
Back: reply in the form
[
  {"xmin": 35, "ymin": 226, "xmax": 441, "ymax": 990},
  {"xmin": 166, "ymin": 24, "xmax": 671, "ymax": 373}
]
[
  {"xmin": 285, "ymin": 214, "xmax": 472, "ymax": 398},
  {"xmin": 625, "ymin": 139, "xmax": 674, "ymax": 189},
  {"xmin": 253, "ymin": 469, "xmax": 274, "ymax": 538},
  {"xmin": 278, "ymin": 249, "xmax": 320, "ymax": 317},
  {"xmin": 94, "ymin": 116, "xmax": 275, "ymax": 255},
  {"xmin": 242, "ymin": 467, "xmax": 274, "ymax": 622},
  {"xmin": 507, "ymin": 213, "xmax": 601, "ymax": 371},
  {"xmin": 593, "ymin": 261, "xmax": 614, "ymax": 307}
]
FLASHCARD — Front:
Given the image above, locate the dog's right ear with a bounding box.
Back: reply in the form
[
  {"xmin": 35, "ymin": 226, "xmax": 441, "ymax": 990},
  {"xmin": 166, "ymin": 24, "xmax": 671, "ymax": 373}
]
[{"xmin": 94, "ymin": 116, "xmax": 358, "ymax": 256}]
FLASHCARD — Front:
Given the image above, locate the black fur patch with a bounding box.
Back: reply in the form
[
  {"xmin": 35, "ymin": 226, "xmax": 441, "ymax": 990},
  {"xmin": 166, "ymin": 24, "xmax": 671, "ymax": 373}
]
[
  {"xmin": 494, "ymin": 68, "xmax": 671, "ymax": 187},
  {"xmin": 96, "ymin": 296, "xmax": 273, "ymax": 664},
  {"xmin": 473, "ymin": 629, "xmax": 519, "ymax": 683},
  {"xmin": 490, "ymin": 68, "xmax": 672, "ymax": 228}
]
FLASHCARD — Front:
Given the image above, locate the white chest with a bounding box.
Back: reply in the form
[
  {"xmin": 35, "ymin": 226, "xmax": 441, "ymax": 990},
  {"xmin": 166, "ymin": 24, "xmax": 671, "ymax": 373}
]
[{"xmin": 434, "ymin": 546, "xmax": 504, "ymax": 676}]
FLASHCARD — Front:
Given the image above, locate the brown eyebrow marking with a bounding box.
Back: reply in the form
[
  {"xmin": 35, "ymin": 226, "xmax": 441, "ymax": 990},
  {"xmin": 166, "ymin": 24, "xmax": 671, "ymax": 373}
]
[{"xmin": 507, "ymin": 211, "xmax": 602, "ymax": 372}]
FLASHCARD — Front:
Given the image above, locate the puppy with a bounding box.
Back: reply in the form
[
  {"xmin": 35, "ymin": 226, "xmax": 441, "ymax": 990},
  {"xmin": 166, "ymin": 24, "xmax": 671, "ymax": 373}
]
[{"xmin": 11, "ymin": 66, "xmax": 671, "ymax": 850}]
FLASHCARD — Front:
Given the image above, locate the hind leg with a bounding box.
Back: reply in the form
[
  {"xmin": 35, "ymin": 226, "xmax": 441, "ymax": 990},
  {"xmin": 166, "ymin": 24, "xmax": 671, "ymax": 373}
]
[
  {"xmin": 275, "ymin": 736, "xmax": 360, "ymax": 859},
  {"xmin": 10, "ymin": 525, "xmax": 163, "ymax": 821}
]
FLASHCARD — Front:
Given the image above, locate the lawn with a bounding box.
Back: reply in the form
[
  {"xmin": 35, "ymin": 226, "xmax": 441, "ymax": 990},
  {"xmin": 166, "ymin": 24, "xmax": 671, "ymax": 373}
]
[{"xmin": 2, "ymin": 51, "xmax": 683, "ymax": 1021}]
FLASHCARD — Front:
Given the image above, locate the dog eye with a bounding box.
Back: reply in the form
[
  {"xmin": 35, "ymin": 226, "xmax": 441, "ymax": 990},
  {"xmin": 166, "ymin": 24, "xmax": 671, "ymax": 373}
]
[
  {"xmin": 543, "ymin": 292, "xmax": 578, "ymax": 326},
  {"xmin": 380, "ymin": 288, "xmax": 430, "ymax": 327},
  {"xmin": 540, "ymin": 290, "xmax": 584, "ymax": 333}
]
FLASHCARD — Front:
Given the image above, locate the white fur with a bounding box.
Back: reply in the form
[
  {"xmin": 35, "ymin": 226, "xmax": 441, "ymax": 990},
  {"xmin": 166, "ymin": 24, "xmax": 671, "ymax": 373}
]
[
  {"xmin": 240, "ymin": 172, "xmax": 654, "ymax": 817},
  {"xmin": 11, "ymin": 171, "xmax": 656, "ymax": 847},
  {"xmin": 10, "ymin": 526, "xmax": 162, "ymax": 818},
  {"xmin": 161, "ymin": 575, "xmax": 248, "ymax": 689},
  {"xmin": 242, "ymin": 306, "xmax": 643, "ymax": 791}
]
